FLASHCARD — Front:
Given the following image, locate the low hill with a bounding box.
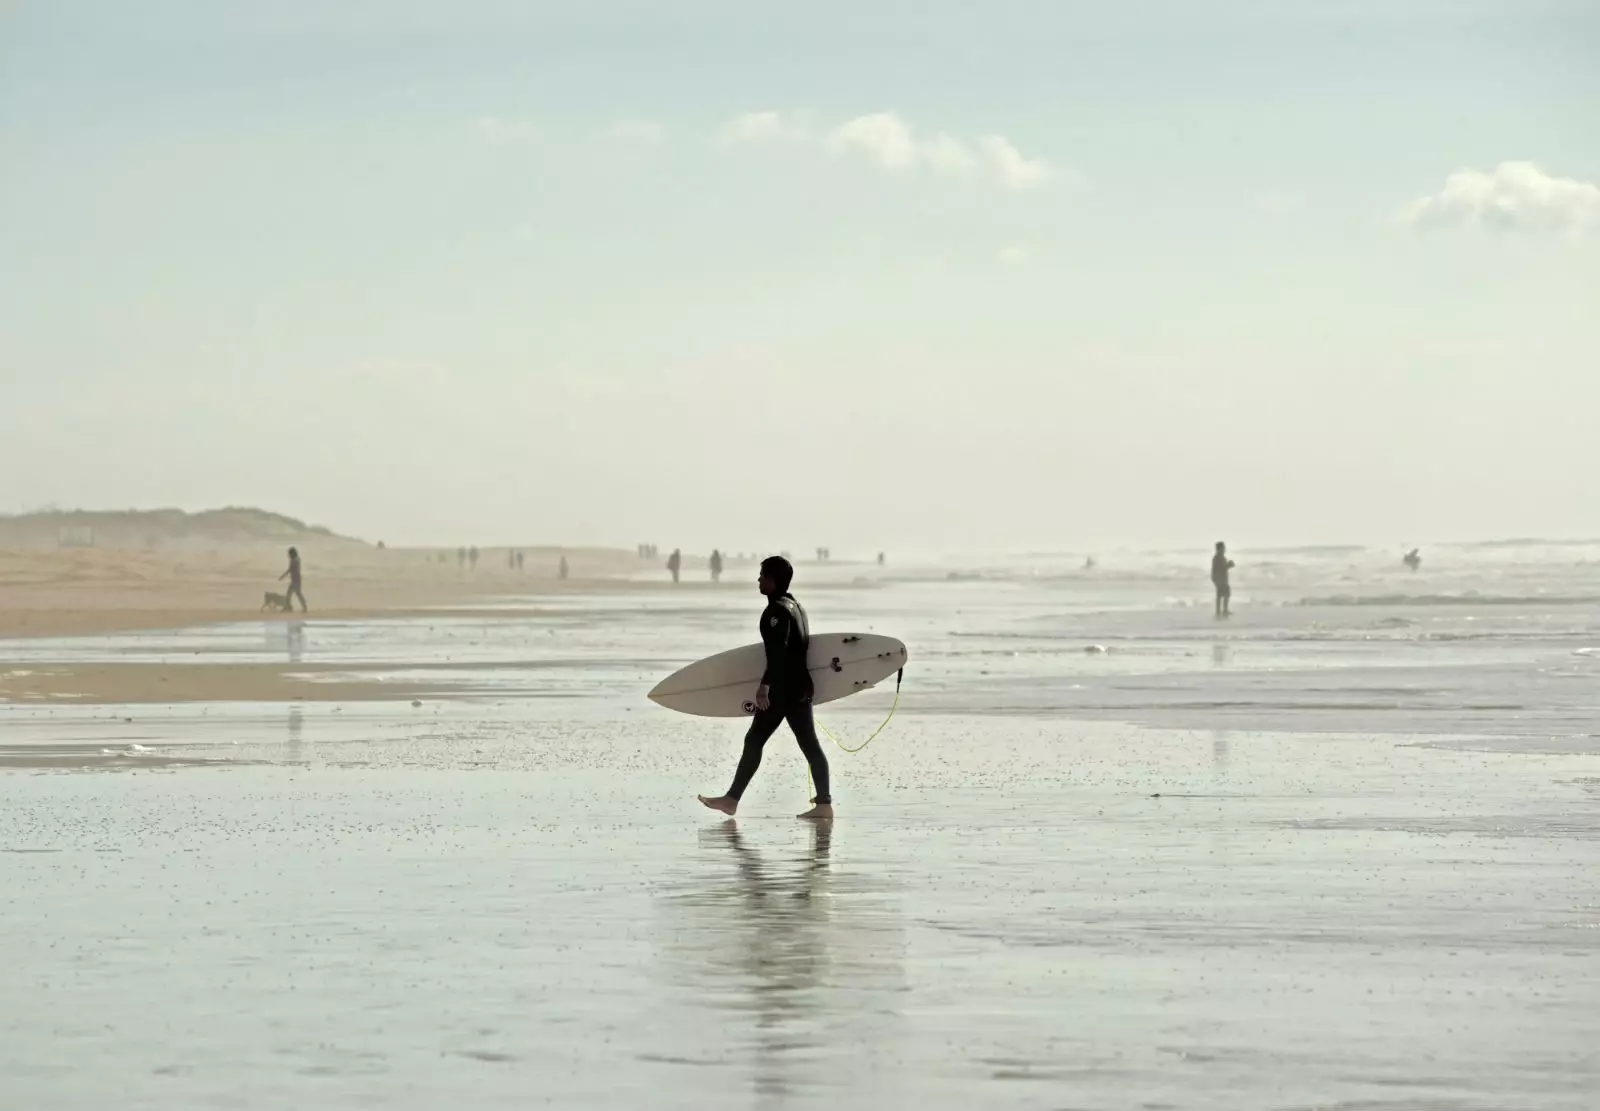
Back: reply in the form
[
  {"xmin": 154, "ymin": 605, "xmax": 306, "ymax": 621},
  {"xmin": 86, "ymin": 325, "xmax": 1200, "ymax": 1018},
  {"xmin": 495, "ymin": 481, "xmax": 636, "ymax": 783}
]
[{"xmin": 0, "ymin": 507, "xmax": 365, "ymax": 551}]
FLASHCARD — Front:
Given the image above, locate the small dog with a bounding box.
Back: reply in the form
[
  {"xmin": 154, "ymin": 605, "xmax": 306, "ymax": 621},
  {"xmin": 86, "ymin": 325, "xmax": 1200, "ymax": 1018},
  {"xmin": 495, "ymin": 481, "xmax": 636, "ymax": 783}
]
[{"xmin": 262, "ymin": 591, "xmax": 291, "ymax": 612}]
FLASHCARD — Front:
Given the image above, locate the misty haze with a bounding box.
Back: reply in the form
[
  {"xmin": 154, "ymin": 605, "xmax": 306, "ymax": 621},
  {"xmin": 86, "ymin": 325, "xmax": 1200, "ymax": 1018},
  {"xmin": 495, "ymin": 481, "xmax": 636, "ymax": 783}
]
[{"xmin": 2, "ymin": 3, "xmax": 1596, "ymax": 1110}]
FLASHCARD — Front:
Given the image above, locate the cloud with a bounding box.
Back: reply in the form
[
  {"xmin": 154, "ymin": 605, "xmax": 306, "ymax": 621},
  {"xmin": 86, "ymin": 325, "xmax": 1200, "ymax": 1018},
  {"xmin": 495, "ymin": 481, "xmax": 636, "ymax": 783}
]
[
  {"xmin": 1399, "ymin": 161, "xmax": 1600, "ymax": 236},
  {"xmin": 604, "ymin": 119, "xmax": 667, "ymax": 145},
  {"xmin": 720, "ymin": 109, "xmax": 1052, "ymax": 191},
  {"xmin": 977, "ymin": 136, "xmax": 1050, "ymax": 191},
  {"xmin": 471, "ymin": 115, "xmax": 538, "ymax": 145},
  {"xmin": 716, "ymin": 110, "xmax": 811, "ymax": 145}
]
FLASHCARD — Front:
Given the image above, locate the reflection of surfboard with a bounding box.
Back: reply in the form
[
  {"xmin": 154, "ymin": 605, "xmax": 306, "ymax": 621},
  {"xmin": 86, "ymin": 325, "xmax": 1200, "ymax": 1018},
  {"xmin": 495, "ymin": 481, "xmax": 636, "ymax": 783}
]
[{"xmin": 649, "ymin": 633, "xmax": 908, "ymax": 718}]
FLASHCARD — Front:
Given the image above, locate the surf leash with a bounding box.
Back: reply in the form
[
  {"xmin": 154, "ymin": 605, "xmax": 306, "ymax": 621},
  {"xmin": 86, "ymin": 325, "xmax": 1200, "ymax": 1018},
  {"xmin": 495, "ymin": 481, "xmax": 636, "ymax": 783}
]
[{"xmin": 807, "ymin": 668, "xmax": 903, "ymax": 801}]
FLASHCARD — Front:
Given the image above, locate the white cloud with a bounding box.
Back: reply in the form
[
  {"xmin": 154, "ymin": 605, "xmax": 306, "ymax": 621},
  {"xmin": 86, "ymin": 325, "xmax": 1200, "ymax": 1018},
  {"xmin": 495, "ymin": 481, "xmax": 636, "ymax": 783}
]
[
  {"xmin": 604, "ymin": 120, "xmax": 667, "ymax": 145},
  {"xmin": 921, "ymin": 133, "xmax": 978, "ymax": 174},
  {"xmin": 829, "ymin": 113, "xmax": 919, "ymax": 170},
  {"xmin": 472, "ymin": 115, "xmax": 538, "ymax": 145},
  {"xmin": 998, "ymin": 245, "xmax": 1034, "ymax": 266},
  {"xmin": 977, "ymin": 135, "xmax": 1050, "ymax": 191},
  {"xmin": 717, "ymin": 110, "xmax": 811, "ymax": 146},
  {"xmin": 719, "ymin": 109, "xmax": 1053, "ymax": 191},
  {"xmin": 1399, "ymin": 161, "xmax": 1600, "ymax": 236}
]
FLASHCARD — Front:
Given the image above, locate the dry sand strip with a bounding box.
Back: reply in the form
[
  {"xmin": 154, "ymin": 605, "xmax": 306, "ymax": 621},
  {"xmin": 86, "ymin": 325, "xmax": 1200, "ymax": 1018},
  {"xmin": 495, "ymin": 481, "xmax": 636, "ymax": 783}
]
[
  {"xmin": 0, "ymin": 661, "xmax": 512, "ymax": 704},
  {"xmin": 0, "ymin": 540, "xmax": 672, "ymax": 639}
]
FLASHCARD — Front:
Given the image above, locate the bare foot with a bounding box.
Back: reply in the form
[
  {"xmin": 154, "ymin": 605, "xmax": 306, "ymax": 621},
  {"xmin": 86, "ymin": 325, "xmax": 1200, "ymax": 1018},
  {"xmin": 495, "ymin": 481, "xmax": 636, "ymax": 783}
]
[
  {"xmin": 698, "ymin": 795, "xmax": 738, "ymax": 816},
  {"xmin": 797, "ymin": 803, "xmax": 834, "ymax": 820}
]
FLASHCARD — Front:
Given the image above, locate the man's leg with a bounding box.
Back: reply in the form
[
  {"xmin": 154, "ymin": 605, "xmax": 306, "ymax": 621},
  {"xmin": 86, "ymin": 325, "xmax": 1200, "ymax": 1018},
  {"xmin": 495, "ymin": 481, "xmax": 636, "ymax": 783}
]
[
  {"xmin": 699, "ymin": 705, "xmax": 784, "ymax": 814},
  {"xmin": 785, "ymin": 702, "xmax": 834, "ymax": 819}
]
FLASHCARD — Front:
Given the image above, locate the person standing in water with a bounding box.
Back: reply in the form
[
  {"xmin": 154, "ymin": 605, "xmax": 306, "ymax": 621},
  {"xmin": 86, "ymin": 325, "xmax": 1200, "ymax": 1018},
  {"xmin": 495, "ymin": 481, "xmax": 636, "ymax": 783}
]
[
  {"xmin": 709, "ymin": 549, "xmax": 724, "ymax": 583},
  {"xmin": 279, "ymin": 547, "xmax": 307, "ymax": 613},
  {"xmin": 699, "ymin": 556, "xmax": 833, "ymax": 821},
  {"xmin": 1211, "ymin": 541, "xmax": 1235, "ymax": 618},
  {"xmin": 666, "ymin": 548, "xmax": 682, "ymax": 584}
]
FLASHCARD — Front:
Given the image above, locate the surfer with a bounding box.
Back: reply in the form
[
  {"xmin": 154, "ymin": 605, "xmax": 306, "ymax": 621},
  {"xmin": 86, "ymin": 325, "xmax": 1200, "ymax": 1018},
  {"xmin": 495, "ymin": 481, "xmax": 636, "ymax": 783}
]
[
  {"xmin": 699, "ymin": 555, "xmax": 834, "ymax": 821},
  {"xmin": 1211, "ymin": 541, "xmax": 1234, "ymax": 618},
  {"xmin": 709, "ymin": 549, "xmax": 724, "ymax": 583},
  {"xmin": 667, "ymin": 548, "xmax": 682, "ymax": 584}
]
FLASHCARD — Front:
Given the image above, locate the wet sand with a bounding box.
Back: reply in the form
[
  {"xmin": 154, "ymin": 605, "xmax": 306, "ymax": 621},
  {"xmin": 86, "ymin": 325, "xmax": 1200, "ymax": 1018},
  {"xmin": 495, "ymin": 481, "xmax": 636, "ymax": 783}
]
[
  {"xmin": 1, "ymin": 708, "xmax": 1595, "ymax": 1110},
  {"xmin": 2, "ymin": 566, "xmax": 1597, "ymax": 1109}
]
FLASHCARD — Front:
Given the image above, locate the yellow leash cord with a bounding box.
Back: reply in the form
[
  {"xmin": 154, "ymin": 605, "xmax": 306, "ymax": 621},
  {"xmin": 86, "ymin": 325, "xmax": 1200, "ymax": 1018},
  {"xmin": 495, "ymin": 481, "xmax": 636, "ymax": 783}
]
[{"xmin": 808, "ymin": 668, "xmax": 903, "ymax": 799}]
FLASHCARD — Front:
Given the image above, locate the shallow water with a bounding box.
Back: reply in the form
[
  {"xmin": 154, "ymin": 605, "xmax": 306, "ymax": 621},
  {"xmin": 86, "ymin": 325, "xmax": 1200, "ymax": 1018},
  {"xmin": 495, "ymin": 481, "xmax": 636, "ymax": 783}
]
[{"xmin": 3, "ymin": 544, "xmax": 1599, "ymax": 1108}]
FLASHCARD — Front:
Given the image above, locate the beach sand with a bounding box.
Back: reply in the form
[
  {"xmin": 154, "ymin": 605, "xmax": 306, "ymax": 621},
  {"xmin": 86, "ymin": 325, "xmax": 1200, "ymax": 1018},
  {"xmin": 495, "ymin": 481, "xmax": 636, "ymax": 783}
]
[
  {"xmin": 0, "ymin": 543, "xmax": 649, "ymax": 639},
  {"xmin": 2, "ymin": 550, "xmax": 1596, "ymax": 1109}
]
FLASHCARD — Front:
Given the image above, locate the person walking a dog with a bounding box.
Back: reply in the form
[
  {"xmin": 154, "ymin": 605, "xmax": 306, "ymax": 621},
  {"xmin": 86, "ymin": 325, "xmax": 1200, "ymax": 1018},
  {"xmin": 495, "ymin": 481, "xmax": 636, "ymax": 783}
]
[{"xmin": 279, "ymin": 547, "xmax": 308, "ymax": 613}]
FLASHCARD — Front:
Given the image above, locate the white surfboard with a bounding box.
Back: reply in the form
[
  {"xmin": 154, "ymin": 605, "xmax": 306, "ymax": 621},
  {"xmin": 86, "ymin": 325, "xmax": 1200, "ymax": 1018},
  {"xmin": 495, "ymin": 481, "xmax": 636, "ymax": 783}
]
[{"xmin": 648, "ymin": 633, "xmax": 908, "ymax": 718}]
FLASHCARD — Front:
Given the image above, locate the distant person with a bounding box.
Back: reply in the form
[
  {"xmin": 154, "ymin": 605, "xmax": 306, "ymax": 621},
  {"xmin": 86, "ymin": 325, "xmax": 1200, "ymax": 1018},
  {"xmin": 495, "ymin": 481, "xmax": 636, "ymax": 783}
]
[
  {"xmin": 516, "ymin": 550, "xmax": 525, "ymax": 572},
  {"xmin": 667, "ymin": 548, "xmax": 682, "ymax": 584},
  {"xmin": 877, "ymin": 552, "xmax": 886, "ymax": 566},
  {"xmin": 709, "ymin": 549, "xmax": 724, "ymax": 583},
  {"xmin": 1211, "ymin": 541, "xmax": 1235, "ymax": 618},
  {"xmin": 559, "ymin": 553, "xmax": 569, "ymax": 581},
  {"xmin": 1403, "ymin": 548, "xmax": 1422, "ymax": 572},
  {"xmin": 469, "ymin": 546, "xmax": 479, "ymax": 571},
  {"xmin": 699, "ymin": 555, "xmax": 833, "ymax": 821},
  {"xmin": 278, "ymin": 547, "xmax": 307, "ymax": 613},
  {"xmin": 1084, "ymin": 556, "xmax": 1097, "ymax": 571}
]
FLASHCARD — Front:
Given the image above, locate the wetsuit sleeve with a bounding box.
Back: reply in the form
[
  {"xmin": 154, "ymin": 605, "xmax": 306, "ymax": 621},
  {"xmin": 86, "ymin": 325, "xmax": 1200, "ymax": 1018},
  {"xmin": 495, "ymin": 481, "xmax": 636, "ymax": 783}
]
[{"xmin": 759, "ymin": 604, "xmax": 791, "ymax": 688}]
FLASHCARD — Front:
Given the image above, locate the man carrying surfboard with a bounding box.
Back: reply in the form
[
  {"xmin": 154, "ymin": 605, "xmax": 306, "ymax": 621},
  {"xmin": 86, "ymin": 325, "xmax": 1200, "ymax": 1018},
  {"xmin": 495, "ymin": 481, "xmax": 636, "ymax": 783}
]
[{"xmin": 698, "ymin": 555, "xmax": 834, "ymax": 820}]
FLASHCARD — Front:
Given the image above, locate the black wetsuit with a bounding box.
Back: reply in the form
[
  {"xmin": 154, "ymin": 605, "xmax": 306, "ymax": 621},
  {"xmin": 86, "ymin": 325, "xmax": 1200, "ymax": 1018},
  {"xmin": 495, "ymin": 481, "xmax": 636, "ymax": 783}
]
[{"xmin": 726, "ymin": 592, "xmax": 831, "ymax": 805}]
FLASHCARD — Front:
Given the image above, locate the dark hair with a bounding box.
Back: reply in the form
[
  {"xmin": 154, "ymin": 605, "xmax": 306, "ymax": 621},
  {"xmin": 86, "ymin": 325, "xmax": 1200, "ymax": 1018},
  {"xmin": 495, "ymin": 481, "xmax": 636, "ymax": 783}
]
[
  {"xmin": 759, "ymin": 555, "xmax": 794, "ymax": 592},
  {"xmin": 289, "ymin": 547, "xmax": 299, "ymax": 557}
]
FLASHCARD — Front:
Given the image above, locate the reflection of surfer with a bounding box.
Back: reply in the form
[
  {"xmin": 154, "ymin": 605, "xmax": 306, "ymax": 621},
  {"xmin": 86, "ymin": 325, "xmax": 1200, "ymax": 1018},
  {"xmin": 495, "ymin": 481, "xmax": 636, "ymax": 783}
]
[{"xmin": 699, "ymin": 556, "xmax": 834, "ymax": 820}]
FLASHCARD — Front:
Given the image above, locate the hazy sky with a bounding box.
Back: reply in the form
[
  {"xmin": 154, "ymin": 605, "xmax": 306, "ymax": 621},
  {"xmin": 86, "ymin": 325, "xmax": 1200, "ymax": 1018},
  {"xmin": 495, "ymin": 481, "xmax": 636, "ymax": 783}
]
[{"xmin": 2, "ymin": 1, "xmax": 1596, "ymax": 552}]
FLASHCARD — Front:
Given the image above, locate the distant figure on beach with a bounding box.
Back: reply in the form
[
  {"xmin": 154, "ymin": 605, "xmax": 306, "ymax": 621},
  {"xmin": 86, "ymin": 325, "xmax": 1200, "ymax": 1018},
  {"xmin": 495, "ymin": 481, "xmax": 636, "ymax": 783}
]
[
  {"xmin": 559, "ymin": 553, "xmax": 569, "ymax": 581},
  {"xmin": 709, "ymin": 549, "xmax": 724, "ymax": 583},
  {"xmin": 1403, "ymin": 548, "xmax": 1422, "ymax": 572},
  {"xmin": 469, "ymin": 546, "xmax": 479, "ymax": 571},
  {"xmin": 698, "ymin": 555, "xmax": 833, "ymax": 821},
  {"xmin": 877, "ymin": 552, "xmax": 885, "ymax": 566},
  {"xmin": 667, "ymin": 548, "xmax": 682, "ymax": 584},
  {"xmin": 1211, "ymin": 541, "xmax": 1235, "ymax": 618},
  {"xmin": 1084, "ymin": 556, "xmax": 1097, "ymax": 571},
  {"xmin": 278, "ymin": 547, "xmax": 307, "ymax": 613},
  {"xmin": 516, "ymin": 550, "xmax": 525, "ymax": 572}
]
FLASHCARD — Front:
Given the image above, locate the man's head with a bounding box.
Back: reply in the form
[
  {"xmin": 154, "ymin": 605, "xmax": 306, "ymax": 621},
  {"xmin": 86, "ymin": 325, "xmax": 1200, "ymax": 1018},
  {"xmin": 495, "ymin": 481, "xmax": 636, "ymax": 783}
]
[
  {"xmin": 758, "ymin": 555, "xmax": 794, "ymax": 597},
  {"xmin": 1215, "ymin": 541, "xmax": 1226, "ymax": 554},
  {"xmin": 288, "ymin": 547, "xmax": 299, "ymax": 558}
]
